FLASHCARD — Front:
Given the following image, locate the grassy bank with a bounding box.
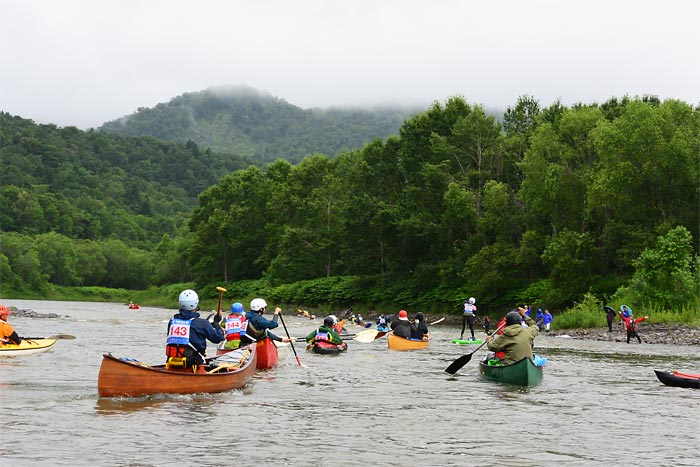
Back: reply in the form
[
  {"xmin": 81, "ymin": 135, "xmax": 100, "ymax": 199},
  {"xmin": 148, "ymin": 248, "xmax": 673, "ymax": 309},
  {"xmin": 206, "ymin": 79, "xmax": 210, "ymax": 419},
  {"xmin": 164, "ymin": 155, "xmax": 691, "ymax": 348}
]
[{"xmin": 552, "ymin": 293, "xmax": 700, "ymax": 329}]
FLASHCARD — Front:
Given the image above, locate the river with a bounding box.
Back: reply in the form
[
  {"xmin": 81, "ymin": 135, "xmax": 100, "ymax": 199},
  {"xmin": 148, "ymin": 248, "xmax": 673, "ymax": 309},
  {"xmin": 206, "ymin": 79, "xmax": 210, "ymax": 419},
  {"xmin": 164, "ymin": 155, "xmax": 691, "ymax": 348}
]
[{"xmin": 1, "ymin": 299, "xmax": 699, "ymax": 466}]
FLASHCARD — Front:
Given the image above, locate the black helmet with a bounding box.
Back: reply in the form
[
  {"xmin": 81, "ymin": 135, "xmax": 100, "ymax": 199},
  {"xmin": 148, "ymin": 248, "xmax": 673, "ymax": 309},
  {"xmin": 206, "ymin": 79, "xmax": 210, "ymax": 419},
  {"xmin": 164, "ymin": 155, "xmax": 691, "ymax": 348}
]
[
  {"xmin": 415, "ymin": 312, "xmax": 424, "ymax": 322},
  {"xmin": 506, "ymin": 311, "xmax": 522, "ymax": 326},
  {"xmin": 323, "ymin": 316, "xmax": 335, "ymax": 327}
]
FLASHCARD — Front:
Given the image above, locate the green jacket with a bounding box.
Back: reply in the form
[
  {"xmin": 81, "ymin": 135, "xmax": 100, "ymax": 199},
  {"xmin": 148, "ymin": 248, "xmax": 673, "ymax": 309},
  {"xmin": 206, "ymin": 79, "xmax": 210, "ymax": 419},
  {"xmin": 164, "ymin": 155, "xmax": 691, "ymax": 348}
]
[
  {"xmin": 486, "ymin": 315, "xmax": 538, "ymax": 364},
  {"xmin": 306, "ymin": 325, "xmax": 343, "ymax": 344}
]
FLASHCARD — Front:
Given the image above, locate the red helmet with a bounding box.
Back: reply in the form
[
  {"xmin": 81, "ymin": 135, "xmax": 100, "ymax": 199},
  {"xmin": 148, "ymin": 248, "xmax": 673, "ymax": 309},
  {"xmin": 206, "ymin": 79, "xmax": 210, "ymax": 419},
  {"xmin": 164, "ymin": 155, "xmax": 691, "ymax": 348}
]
[
  {"xmin": 0, "ymin": 305, "xmax": 11, "ymax": 315},
  {"xmin": 398, "ymin": 310, "xmax": 408, "ymax": 319}
]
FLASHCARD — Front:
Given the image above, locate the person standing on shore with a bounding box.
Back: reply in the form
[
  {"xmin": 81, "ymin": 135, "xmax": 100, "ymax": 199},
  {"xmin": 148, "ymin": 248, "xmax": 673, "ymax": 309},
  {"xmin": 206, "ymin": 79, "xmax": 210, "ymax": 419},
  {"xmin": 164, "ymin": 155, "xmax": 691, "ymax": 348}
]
[
  {"xmin": 542, "ymin": 309, "xmax": 553, "ymax": 332},
  {"xmin": 619, "ymin": 310, "xmax": 648, "ymax": 344},
  {"xmin": 535, "ymin": 308, "xmax": 545, "ymax": 331},
  {"xmin": 603, "ymin": 306, "xmax": 617, "ymax": 332}
]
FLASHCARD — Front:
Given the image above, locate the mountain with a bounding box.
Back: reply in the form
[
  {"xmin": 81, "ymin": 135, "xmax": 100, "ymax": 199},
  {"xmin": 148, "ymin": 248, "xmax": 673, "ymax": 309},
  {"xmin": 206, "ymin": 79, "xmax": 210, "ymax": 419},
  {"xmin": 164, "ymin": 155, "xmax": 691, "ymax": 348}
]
[
  {"xmin": 0, "ymin": 112, "xmax": 250, "ymax": 248},
  {"xmin": 98, "ymin": 85, "xmax": 421, "ymax": 164}
]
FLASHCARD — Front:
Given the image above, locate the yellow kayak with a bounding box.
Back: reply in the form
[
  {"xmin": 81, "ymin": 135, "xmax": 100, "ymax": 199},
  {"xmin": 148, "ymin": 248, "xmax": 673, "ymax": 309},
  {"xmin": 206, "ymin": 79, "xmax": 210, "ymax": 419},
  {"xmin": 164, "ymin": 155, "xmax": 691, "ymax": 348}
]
[{"xmin": 0, "ymin": 338, "xmax": 57, "ymax": 356}]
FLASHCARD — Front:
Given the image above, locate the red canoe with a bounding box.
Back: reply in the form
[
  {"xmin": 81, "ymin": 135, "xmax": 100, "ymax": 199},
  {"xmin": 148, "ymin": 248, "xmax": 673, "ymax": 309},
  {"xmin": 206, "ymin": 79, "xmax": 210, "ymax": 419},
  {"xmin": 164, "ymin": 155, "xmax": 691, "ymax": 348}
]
[{"xmin": 217, "ymin": 337, "xmax": 279, "ymax": 370}]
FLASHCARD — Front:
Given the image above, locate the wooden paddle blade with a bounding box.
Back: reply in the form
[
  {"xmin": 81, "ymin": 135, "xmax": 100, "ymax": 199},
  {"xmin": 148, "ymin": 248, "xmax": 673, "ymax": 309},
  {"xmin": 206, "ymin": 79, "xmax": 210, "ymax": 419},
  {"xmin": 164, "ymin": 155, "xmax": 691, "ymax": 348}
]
[
  {"xmin": 430, "ymin": 317, "xmax": 445, "ymax": 325},
  {"xmin": 445, "ymin": 353, "xmax": 472, "ymax": 374},
  {"xmin": 353, "ymin": 329, "xmax": 379, "ymax": 343}
]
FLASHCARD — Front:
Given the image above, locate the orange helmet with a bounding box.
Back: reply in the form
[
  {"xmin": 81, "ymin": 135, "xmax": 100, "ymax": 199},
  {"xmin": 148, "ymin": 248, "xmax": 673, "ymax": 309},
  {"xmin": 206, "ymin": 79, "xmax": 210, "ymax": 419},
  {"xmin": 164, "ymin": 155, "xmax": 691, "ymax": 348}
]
[{"xmin": 0, "ymin": 305, "xmax": 11, "ymax": 315}]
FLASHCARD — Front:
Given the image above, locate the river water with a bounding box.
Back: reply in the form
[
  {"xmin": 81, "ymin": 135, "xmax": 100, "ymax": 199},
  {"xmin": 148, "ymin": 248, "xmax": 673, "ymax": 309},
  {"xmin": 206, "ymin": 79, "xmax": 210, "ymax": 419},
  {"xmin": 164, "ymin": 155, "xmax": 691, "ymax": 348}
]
[{"xmin": 1, "ymin": 300, "xmax": 699, "ymax": 466}]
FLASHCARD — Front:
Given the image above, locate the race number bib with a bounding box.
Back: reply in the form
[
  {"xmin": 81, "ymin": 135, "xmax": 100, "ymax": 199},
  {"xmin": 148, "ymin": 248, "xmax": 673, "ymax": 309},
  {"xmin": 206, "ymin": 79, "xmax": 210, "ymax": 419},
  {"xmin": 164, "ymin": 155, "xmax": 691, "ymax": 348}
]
[{"xmin": 167, "ymin": 318, "xmax": 191, "ymax": 345}]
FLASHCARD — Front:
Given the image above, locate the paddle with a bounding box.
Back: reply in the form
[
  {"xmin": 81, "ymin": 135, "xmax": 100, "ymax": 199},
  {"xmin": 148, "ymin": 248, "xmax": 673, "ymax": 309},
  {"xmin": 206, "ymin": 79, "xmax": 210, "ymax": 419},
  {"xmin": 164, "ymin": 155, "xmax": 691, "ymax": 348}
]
[
  {"xmin": 23, "ymin": 334, "xmax": 76, "ymax": 340},
  {"xmin": 215, "ymin": 286, "xmax": 227, "ymax": 320},
  {"xmin": 444, "ymin": 322, "xmax": 506, "ymax": 375},
  {"xmin": 430, "ymin": 317, "xmax": 445, "ymax": 325},
  {"xmin": 353, "ymin": 328, "xmax": 379, "ymax": 343},
  {"xmin": 278, "ymin": 310, "xmax": 301, "ymax": 366}
]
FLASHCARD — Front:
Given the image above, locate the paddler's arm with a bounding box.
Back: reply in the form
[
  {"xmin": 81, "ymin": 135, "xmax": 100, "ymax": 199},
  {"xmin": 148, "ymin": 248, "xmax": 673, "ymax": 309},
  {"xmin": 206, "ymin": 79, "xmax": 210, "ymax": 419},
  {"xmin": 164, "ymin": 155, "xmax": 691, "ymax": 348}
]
[{"xmin": 7, "ymin": 331, "xmax": 22, "ymax": 345}]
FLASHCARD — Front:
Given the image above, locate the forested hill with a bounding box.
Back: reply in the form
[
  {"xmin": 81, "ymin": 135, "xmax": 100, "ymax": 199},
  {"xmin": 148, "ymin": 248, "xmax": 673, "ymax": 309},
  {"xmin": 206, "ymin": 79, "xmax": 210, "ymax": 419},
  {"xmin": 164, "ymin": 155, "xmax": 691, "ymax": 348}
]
[
  {"xmin": 98, "ymin": 85, "xmax": 420, "ymax": 164},
  {"xmin": 0, "ymin": 112, "xmax": 250, "ymax": 248}
]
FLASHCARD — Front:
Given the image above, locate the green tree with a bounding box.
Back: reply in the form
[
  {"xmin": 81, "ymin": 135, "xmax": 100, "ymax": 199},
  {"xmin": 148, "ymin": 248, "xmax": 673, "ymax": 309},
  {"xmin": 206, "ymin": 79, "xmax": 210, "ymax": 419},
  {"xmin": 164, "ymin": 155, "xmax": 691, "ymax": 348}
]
[{"xmin": 623, "ymin": 226, "xmax": 698, "ymax": 308}]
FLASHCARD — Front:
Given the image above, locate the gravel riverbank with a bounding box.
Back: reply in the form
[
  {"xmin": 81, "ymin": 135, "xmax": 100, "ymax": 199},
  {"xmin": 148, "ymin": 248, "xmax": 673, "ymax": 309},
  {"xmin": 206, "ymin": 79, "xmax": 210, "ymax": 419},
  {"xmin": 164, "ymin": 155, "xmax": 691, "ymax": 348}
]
[{"xmin": 432, "ymin": 315, "xmax": 700, "ymax": 346}]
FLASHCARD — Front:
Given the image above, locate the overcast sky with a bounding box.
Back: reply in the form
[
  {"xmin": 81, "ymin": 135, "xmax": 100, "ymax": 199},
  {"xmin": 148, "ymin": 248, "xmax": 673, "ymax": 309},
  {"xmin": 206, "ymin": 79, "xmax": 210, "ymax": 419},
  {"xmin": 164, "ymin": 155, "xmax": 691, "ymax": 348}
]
[{"xmin": 2, "ymin": 0, "xmax": 698, "ymax": 129}]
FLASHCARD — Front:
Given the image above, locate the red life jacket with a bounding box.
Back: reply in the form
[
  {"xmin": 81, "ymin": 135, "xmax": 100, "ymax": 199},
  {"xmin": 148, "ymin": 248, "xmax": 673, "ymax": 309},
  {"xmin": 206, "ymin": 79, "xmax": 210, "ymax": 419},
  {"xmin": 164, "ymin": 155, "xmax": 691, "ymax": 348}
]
[
  {"xmin": 314, "ymin": 330, "xmax": 331, "ymax": 342},
  {"xmin": 224, "ymin": 313, "xmax": 247, "ymax": 342}
]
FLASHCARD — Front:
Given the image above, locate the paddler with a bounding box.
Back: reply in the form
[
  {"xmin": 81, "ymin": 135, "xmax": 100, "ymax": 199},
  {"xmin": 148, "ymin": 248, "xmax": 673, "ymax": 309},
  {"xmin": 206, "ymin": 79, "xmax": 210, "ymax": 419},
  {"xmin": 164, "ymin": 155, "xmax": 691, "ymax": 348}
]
[{"xmin": 0, "ymin": 305, "xmax": 22, "ymax": 345}]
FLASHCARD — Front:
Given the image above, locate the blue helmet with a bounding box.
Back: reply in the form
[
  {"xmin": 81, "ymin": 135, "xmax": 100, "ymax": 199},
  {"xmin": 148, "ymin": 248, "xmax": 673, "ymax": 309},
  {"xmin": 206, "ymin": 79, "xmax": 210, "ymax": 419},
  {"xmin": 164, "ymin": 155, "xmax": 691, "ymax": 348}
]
[{"xmin": 230, "ymin": 302, "xmax": 245, "ymax": 314}]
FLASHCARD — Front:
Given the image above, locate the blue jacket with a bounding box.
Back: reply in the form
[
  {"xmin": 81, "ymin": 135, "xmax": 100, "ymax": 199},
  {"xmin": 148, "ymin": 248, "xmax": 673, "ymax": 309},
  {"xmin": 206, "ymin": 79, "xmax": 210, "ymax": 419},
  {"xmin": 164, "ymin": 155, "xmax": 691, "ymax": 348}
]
[
  {"xmin": 244, "ymin": 311, "xmax": 283, "ymax": 341},
  {"xmin": 167, "ymin": 309, "xmax": 224, "ymax": 354}
]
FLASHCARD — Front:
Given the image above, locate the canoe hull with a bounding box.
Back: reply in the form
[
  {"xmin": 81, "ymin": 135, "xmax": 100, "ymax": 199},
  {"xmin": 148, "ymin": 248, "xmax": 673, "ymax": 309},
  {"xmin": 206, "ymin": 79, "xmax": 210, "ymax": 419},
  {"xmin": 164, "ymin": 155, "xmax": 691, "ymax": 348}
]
[
  {"xmin": 97, "ymin": 347, "xmax": 256, "ymax": 397},
  {"xmin": 654, "ymin": 370, "xmax": 700, "ymax": 389},
  {"xmin": 0, "ymin": 338, "xmax": 57, "ymax": 357},
  {"xmin": 216, "ymin": 337, "xmax": 278, "ymax": 370},
  {"xmin": 387, "ymin": 334, "xmax": 429, "ymax": 351},
  {"xmin": 479, "ymin": 357, "xmax": 543, "ymax": 386},
  {"xmin": 308, "ymin": 341, "xmax": 348, "ymax": 354}
]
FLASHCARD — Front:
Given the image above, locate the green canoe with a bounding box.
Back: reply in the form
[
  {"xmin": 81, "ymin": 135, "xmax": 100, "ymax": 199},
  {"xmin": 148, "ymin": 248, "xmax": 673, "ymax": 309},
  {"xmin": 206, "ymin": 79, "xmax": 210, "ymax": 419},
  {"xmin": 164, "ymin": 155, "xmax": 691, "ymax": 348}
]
[{"xmin": 479, "ymin": 357, "xmax": 543, "ymax": 386}]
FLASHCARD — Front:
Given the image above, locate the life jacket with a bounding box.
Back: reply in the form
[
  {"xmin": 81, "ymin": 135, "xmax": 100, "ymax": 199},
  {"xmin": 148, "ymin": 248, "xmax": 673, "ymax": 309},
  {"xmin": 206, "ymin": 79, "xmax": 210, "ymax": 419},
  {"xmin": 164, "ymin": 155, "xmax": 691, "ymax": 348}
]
[
  {"xmin": 245, "ymin": 320, "xmax": 263, "ymax": 339},
  {"xmin": 496, "ymin": 317, "xmax": 507, "ymax": 335},
  {"xmin": 314, "ymin": 330, "xmax": 331, "ymax": 342},
  {"xmin": 463, "ymin": 303, "xmax": 476, "ymax": 315},
  {"xmin": 224, "ymin": 313, "xmax": 247, "ymax": 342},
  {"xmin": 165, "ymin": 318, "xmax": 198, "ymax": 365}
]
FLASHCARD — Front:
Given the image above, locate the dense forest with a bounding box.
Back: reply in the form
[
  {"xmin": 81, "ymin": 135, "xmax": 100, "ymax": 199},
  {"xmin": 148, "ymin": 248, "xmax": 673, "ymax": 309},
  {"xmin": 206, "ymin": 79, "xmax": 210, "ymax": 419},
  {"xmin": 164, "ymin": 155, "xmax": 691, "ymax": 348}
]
[
  {"xmin": 1, "ymin": 95, "xmax": 699, "ymax": 314},
  {"xmin": 0, "ymin": 112, "xmax": 250, "ymax": 288},
  {"xmin": 99, "ymin": 85, "xmax": 419, "ymax": 165}
]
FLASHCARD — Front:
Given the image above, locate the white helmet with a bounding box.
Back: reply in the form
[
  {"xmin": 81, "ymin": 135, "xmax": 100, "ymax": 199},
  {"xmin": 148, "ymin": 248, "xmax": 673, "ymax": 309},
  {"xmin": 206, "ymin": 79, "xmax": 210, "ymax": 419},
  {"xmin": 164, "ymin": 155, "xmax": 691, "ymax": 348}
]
[
  {"xmin": 250, "ymin": 298, "xmax": 268, "ymax": 312},
  {"xmin": 178, "ymin": 289, "xmax": 199, "ymax": 311},
  {"xmin": 329, "ymin": 315, "xmax": 338, "ymax": 324},
  {"xmin": 468, "ymin": 297, "xmax": 476, "ymax": 305}
]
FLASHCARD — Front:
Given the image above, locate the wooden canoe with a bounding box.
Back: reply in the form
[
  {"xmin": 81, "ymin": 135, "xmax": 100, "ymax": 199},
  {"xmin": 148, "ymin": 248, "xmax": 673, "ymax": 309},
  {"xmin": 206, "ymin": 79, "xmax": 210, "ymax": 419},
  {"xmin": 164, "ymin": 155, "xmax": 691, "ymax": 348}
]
[
  {"xmin": 387, "ymin": 333, "xmax": 429, "ymax": 351},
  {"xmin": 0, "ymin": 338, "xmax": 57, "ymax": 357},
  {"xmin": 479, "ymin": 357, "xmax": 543, "ymax": 386},
  {"xmin": 217, "ymin": 337, "xmax": 278, "ymax": 370},
  {"xmin": 654, "ymin": 370, "xmax": 700, "ymax": 389},
  {"xmin": 97, "ymin": 346, "xmax": 257, "ymax": 397}
]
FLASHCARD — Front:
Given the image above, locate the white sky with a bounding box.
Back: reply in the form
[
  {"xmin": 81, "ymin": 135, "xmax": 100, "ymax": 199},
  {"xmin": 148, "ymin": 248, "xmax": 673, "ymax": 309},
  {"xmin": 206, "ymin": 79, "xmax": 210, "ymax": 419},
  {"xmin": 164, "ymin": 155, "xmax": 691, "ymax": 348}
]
[{"xmin": 1, "ymin": 0, "xmax": 698, "ymax": 129}]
